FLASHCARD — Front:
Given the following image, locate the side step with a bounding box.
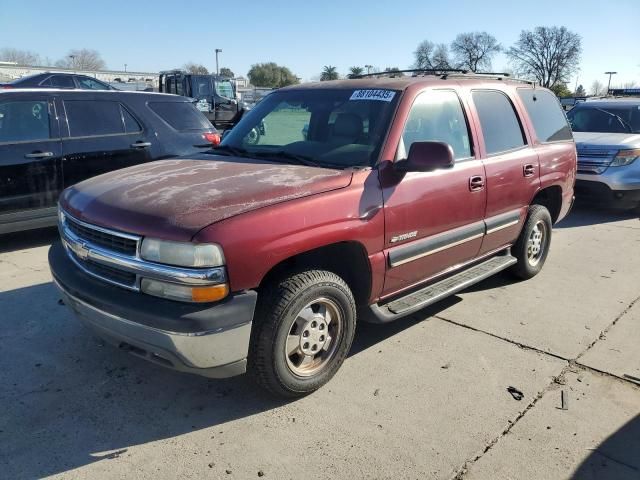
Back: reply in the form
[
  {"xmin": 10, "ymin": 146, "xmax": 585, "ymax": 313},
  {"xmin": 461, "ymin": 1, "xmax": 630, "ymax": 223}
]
[{"xmin": 368, "ymin": 255, "xmax": 517, "ymax": 323}]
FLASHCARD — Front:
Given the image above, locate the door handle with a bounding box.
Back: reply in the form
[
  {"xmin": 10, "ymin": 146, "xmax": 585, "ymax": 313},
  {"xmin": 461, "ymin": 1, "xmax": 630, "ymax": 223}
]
[
  {"xmin": 24, "ymin": 151, "xmax": 54, "ymax": 159},
  {"xmin": 131, "ymin": 141, "xmax": 152, "ymax": 148},
  {"xmin": 469, "ymin": 175, "xmax": 485, "ymax": 192},
  {"xmin": 523, "ymin": 164, "xmax": 535, "ymax": 177}
]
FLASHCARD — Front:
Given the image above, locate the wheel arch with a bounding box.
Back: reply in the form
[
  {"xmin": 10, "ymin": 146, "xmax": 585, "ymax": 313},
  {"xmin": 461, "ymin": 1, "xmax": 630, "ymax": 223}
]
[
  {"xmin": 257, "ymin": 241, "xmax": 373, "ymax": 308},
  {"xmin": 530, "ymin": 185, "xmax": 563, "ymax": 224}
]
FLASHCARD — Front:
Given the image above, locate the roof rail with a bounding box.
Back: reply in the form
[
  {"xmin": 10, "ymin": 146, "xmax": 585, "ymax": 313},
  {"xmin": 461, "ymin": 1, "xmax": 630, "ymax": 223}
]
[
  {"xmin": 354, "ymin": 69, "xmax": 536, "ymax": 85},
  {"xmin": 355, "ymin": 69, "xmax": 468, "ymax": 79}
]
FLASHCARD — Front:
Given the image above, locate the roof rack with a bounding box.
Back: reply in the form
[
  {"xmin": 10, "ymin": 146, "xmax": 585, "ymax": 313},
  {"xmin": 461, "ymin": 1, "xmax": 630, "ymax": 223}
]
[
  {"xmin": 355, "ymin": 69, "xmax": 467, "ymax": 79},
  {"xmin": 354, "ymin": 69, "xmax": 536, "ymax": 85}
]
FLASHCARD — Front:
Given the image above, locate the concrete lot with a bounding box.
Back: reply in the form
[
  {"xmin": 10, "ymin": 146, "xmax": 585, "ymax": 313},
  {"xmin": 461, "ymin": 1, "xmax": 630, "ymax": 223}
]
[{"xmin": 1, "ymin": 206, "xmax": 639, "ymax": 480}]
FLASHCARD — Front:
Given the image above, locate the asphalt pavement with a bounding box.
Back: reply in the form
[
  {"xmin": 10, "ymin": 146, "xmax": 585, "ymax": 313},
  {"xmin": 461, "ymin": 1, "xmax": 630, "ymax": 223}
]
[{"xmin": 1, "ymin": 206, "xmax": 638, "ymax": 479}]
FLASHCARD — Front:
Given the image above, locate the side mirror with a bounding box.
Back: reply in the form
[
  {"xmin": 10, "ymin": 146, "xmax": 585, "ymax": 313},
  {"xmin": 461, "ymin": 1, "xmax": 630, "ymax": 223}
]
[{"xmin": 394, "ymin": 141, "xmax": 455, "ymax": 173}]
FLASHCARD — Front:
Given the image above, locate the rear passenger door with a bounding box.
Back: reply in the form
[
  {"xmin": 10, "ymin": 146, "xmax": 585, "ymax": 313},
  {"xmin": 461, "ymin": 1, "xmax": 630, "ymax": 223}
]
[
  {"xmin": 0, "ymin": 95, "xmax": 63, "ymax": 222},
  {"xmin": 470, "ymin": 90, "xmax": 540, "ymax": 256},
  {"xmin": 58, "ymin": 97, "xmax": 153, "ymax": 187}
]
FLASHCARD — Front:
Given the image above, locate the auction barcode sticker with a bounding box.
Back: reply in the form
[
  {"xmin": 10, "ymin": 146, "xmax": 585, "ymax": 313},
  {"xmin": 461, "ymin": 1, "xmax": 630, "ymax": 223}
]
[{"xmin": 350, "ymin": 89, "xmax": 396, "ymax": 102}]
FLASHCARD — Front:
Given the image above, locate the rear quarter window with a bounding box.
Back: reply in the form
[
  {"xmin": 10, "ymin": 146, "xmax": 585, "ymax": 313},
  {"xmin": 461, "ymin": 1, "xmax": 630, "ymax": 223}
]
[
  {"xmin": 149, "ymin": 101, "xmax": 212, "ymax": 131},
  {"xmin": 518, "ymin": 89, "xmax": 573, "ymax": 142}
]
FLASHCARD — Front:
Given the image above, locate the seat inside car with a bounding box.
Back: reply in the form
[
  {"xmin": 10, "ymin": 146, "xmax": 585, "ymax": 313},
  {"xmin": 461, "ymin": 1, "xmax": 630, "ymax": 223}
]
[{"xmin": 329, "ymin": 113, "xmax": 363, "ymax": 145}]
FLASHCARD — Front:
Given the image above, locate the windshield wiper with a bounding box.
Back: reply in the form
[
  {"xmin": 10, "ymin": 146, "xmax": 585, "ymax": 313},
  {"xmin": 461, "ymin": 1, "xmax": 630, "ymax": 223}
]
[
  {"xmin": 208, "ymin": 144, "xmax": 252, "ymax": 157},
  {"xmin": 594, "ymin": 108, "xmax": 633, "ymax": 133},
  {"xmin": 250, "ymin": 150, "xmax": 330, "ymax": 168}
]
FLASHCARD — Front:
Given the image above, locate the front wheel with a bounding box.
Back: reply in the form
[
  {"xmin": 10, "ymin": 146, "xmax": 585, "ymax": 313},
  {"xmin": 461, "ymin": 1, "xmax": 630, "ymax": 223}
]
[
  {"xmin": 510, "ymin": 205, "xmax": 553, "ymax": 280},
  {"xmin": 249, "ymin": 270, "xmax": 356, "ymax": 397}
]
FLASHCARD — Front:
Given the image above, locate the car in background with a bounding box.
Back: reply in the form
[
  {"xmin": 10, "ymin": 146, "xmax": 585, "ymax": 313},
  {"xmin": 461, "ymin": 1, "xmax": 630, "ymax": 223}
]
[
  {"xmin": 567, "ymin": 99, "xmax": 640, "ymax": 211},
  {"xmin": 0, "ymin": 89, "xmax": 220, "ymax": 234},
  {"xmin": 159, "ymin": 70, "xmax": 239, "ymax": 130},
  {"xmin": 0, "ymin": 72, "xmax": 115, "ymax": 90}
]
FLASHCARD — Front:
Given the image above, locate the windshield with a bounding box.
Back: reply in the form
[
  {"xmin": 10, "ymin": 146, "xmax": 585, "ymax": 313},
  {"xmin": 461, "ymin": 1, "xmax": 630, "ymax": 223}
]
[
  {"xmin": 218, "ymin": 88, "xmax": 400, "ymax": 168},
  {"xmin": 215, "ymin": 80, "xmax": 234, "ymax": 99},
  {"xmin": 567, "ymin": 104, "xmax": 640, "ymax": 133},
  {"xmin": 191, "ymin": 76, "xmax": 212, "ymax": 98}
]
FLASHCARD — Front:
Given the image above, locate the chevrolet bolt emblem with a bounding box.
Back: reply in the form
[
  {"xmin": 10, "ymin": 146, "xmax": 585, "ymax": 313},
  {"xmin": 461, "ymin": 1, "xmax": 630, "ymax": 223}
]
[{"xmin": 72, "ymin": 241, "xmax": 89, "ymax": 260}]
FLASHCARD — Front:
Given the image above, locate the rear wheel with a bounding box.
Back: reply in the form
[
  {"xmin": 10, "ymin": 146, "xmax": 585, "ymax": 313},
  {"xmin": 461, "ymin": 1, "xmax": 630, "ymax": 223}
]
[
  {"xmin": 510, "ymin": 205, "xmax": 553, "ymax": 280},
  {"xmin": 249, "ymin": 270, "xmax": 356, "ymax": 397}
]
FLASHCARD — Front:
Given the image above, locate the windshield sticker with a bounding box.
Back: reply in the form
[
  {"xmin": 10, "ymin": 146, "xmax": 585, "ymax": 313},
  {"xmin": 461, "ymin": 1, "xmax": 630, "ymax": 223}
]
[{"xmin": 350, "ymin": 89, "xmax": 396, "ymax": 102}]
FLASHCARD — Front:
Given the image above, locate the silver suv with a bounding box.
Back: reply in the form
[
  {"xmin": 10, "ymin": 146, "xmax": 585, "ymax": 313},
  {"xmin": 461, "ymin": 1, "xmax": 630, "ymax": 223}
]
[{"xmin": 567, "ymin": 99, "xmax": 640, "ymax": 211}]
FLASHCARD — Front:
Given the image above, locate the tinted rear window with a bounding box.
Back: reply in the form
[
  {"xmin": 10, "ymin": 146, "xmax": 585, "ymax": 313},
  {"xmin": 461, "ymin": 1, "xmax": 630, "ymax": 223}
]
[
  {"xmin": 472, "ymin": 90, "xmax": 526, "ymax": 155},
  {"xmin": 518, "ymin": 89, "xmax": 572, "ymax": 142},
  {"xmin": 64, "ymin": 100, "xmax": 126, "ymax": 137},
  {"xmin": 149, "ymin": 101, "xmax": 212, "ymax": 131}
]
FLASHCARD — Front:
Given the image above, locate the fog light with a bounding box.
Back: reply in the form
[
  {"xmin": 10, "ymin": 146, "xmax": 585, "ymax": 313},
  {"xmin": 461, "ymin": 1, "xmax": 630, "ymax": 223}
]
[{"xmin": 141, "ymin": 278, "xmax": 228, "ymax": 303}]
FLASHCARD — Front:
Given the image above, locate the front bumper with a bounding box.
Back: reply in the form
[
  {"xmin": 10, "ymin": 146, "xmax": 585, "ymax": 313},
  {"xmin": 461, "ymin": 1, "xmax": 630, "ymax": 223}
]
[
  {"xmin": 49, "ymin": 241, "xmax": 257, "ymax": 378},
  {"xmin": 574, "ymin": 179, "xmax": 640, "ymax": 209}
]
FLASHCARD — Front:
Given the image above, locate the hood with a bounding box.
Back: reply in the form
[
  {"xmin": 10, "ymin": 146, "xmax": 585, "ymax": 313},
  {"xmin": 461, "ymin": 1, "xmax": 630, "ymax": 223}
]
[
  {"xmin": 61, "ymin": 155, "xmax": 353, "ymax": 241},
  {"xmin": 573, "ymin": 132, "xmax": 640, "ymax": 150}
]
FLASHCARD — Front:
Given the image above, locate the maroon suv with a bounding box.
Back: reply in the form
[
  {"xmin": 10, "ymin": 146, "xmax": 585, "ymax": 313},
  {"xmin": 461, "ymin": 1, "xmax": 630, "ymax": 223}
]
[{"xmin": 49, "ymin": 73, "xmax": 576, "ymax": 397}]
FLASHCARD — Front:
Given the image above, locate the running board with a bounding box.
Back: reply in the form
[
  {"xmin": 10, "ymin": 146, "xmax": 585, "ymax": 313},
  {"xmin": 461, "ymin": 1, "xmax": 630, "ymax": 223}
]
[{"xmin": 367, "ymin": 255, "xmax": 517, "ymax": 323}]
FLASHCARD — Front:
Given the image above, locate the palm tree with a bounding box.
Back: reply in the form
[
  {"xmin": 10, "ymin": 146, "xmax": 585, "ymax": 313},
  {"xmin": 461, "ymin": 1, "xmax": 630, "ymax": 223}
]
[
  {"xmin": 348, "ymin": 66, "xmax": 364, "ymax": 78},
  {"xmin": 320, "ymin": 65, "xmax": 339, "ymax": 81}
]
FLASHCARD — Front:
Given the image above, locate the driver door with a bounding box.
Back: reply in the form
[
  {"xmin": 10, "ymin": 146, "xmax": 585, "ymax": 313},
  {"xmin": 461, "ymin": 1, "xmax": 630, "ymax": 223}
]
[{"xmin": 381, "ymin": 89, "xmax": 486, "ymax": 296}]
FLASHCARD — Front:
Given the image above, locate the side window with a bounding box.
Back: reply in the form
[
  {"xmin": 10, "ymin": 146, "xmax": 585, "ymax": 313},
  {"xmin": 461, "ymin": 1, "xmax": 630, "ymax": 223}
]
[
  {"xmin": 77, "ymin": 76, "xmax": 110, "ymax": 90},
  {"xmin": 165, "ymin": 77, "xmax": 175, "ymax": 93},
  {"xmin": 64, "ymin": 100, "xmax": 125, "ymax": 137},
  {"xmin": 0, "ymin": 100, "xmax": 51, "ymax": 143},
  {"xmin": 472, "ymin": 90, "xmax": 526, "ymax": 155},
  {"xmin": 121, "ymin": 105, "xmax": 142, "ymax": 133},
  {"xmin": 517, "ymin": 89, "xmax": 572, "ymax": 142},
  {"xmin": 250, "ymin": 101, "xmax": 311, "ymax": 146},
  {"xmin": 149, "ymin": 101, "xmax": 212, "ymax": 131},
  {"xmin": 400, "ymin": 90, "xmax": 472, "ymax": 160},
  {"xmin": 42, "ymin": 75, "xmax": 75, "ymax": 89}
]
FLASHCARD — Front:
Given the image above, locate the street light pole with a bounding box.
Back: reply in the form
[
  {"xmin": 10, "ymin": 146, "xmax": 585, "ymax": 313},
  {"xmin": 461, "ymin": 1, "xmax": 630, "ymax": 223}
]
[
  {"xmin": 69, "ymin": 55, "xmax": 76, "ymax": 72},
  {"xmin": 215, "ymin": 49, "xmax": 222, "ymax": 75},
  {"xmin": 124, "ymin": 63, "xmax": 127, "ymax": 72},
  {"xmin": 604, "ymin": 71, "xmax": 617, "ymax": 95}
]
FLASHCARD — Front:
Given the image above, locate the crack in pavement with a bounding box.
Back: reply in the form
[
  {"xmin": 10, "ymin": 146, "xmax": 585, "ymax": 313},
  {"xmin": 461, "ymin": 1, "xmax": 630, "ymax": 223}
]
[
  {"xmin": 449, "ymin": 363, "xmax": 572, "ymax": 480},
  {"xmin": 437, "ymin": 293, "xmax": 640, "ymax": 479}
]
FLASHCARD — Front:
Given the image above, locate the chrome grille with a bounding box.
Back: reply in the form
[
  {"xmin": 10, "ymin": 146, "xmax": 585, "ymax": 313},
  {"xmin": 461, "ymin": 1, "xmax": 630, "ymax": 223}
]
[
  {"xmin": 65, "ymin": 215, "xmax": 139, "ymax": 256},
  {"xmin": 576, "ymin": 148, "xmax": 615, "ymax": 174}
]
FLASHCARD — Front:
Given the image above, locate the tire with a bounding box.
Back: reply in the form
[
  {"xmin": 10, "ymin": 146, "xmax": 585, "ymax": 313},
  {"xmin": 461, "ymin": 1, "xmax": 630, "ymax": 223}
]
[
  {"xmin": 249, "ymin": 270, "xmax": 357, "ymax": 397},
  {"xmin": 510, "ymin": 205, "xmax": 553, "ymax": 280}
]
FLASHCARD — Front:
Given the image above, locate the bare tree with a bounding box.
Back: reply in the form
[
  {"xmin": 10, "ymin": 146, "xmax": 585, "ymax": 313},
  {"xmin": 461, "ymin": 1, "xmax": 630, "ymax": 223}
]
[
  {"xmin": 590, "ymin": 80, "xmax": 604, "ymax": 96},
  {"xmin": 414, "ymin": 40, "xmax": 452, "ymax": 70},
  {"xmin": 184, "ymin": 62, "xmax": 209, "ymax": 74},
  {"xmin": 622, "ymin": 80, "xmax": 639, "ymax": 89},
  {"xmin": 0, "ymin": 48, "xmax": 40, "ymax": 66},
  {"xmin": 56, "ymin": 49, "xmax": 106, "ymax": 70},
  {"xmin": 451, "ymin": 32, "xmax": 501, "ymax": 72},
  {"xmin": 506, "ymin": 26, "xmax": 581, "ymax": 87},
  {"xmin": 432, "ymin": 44, "xmax": 453, "ymax": 69}
]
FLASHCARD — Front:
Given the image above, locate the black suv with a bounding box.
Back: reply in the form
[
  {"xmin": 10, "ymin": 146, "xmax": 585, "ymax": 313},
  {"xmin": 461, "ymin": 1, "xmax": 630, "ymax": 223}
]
[
  {"xmin": 0, "ymin": 72, "xmax": 116, "ymax": 90},
  {"xmin": 0, "ymin": 89, "xmax": 220, "ymax": 234}
]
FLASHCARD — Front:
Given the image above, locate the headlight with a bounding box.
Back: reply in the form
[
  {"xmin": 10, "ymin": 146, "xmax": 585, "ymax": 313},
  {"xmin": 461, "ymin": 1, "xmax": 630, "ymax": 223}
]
[
  {"xmin": 141, "ymin": 278, "xmax": 229, "ymax": 303},
  {"xmin": 611, "ymin": 148, "xmax": 640, "ymax": 167},
  {"xmin": 140, "ymin": 238, "xmax": 225, "ymax": 267}
]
